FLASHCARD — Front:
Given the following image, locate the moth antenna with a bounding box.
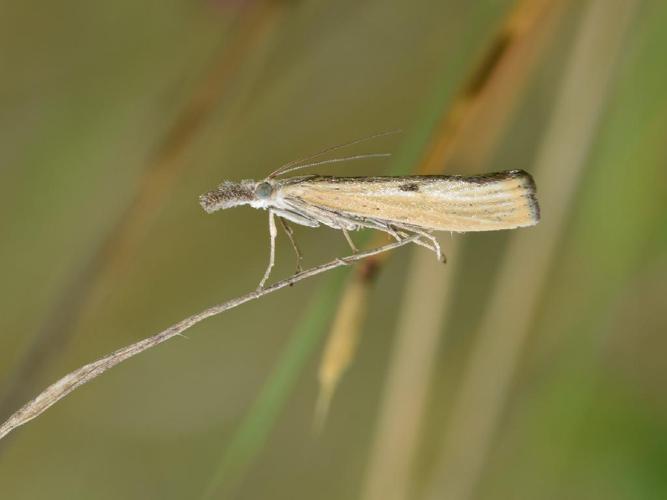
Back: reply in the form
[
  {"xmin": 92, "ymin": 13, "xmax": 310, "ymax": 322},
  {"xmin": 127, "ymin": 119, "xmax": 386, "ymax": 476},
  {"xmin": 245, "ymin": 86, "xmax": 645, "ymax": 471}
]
[
  {"xmin": 267, "ymin": 129, "xmax": 400, "ymax": 178},
  {"xmin": 269, "ymin": 153, "xmax": 391, "ymax": 177}
]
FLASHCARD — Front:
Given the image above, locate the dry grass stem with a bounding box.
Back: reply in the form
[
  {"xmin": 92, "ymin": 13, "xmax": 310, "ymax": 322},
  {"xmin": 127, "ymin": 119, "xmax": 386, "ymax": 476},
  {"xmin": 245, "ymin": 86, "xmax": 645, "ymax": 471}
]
[
  {"xmin": 361, "ymin": 247, "xmax": 459, "ymax": 500},
  {"xmin": 317, "ymin": 0, "xmax": 566, "ymax": 428},
  {"xmin": 314, "ymin": 278, "xmax": 368, "ymax": 430},
  {"xmin": 359, "ymin": 1, "xmax": 567, "ymax": 498},
  {"xmin": 425, "ymin": 1, "xmax": 641, "ymax": 499},
  {"xmin": 0, "ymin": 235, "xmax": 419, "ymax": 442},
  {"xmin": 417, "ymin": 0, "xmax": 563, "ymax": 176},
  {"xmin": 0, "ymin": 0, "xmax": 284, "ymax": 434}
]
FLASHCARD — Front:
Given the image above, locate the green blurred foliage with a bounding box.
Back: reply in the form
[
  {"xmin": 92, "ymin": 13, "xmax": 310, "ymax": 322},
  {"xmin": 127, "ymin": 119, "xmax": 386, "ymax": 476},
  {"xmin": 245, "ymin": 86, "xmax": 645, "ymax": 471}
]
[{"xmin": 0, "ymin": 1, "xmax": 665, "ymax": 499}]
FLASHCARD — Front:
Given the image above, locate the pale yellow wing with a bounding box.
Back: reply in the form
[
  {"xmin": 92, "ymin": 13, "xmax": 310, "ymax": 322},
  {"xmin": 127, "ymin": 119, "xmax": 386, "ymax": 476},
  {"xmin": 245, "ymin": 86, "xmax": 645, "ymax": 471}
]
[{"xmin": 280, "ymin": 170, "xmax": 539, "ymax": 232}]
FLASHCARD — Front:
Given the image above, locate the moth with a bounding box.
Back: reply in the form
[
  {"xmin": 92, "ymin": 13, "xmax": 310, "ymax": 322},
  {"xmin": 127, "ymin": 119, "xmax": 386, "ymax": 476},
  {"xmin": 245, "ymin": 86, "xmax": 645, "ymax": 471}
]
[{"xmin": 199, "ymin": 133, "xmax": 540, "ymax": 289}]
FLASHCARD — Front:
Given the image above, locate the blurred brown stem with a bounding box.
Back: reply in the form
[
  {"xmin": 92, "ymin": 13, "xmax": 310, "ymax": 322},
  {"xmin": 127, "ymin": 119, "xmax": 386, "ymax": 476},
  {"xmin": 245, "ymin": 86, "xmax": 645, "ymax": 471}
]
[
  {"xmin": 340, "ymin": 0, "xmax": 564, "ymax": 285},
  {"xmin": 425, "ymin": 0, "xmax": 640, "ymax": 498},
  {"xmin": 361, "ymin": 1, "xmax": 568, "ymax": 499},
  {"xmin": 319, "ymin": 0, "xmax": 565, "ymax": 456}
]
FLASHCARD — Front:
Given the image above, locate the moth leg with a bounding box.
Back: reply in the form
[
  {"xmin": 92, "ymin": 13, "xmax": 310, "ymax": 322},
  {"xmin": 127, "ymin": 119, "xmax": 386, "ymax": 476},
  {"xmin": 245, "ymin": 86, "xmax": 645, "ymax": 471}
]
[
  {"xmin": 375, "ymin": 224, "xmax": 424, "ymax": 251},
  {"xmin": 405, "ymin": 234, "xmax": 439, "ymax": 256},
  {"xmin": 258, "ymin": 210, "xmax": 278, "ymax": 290},
  {"xmin": 386, "ymin": 224, "xmax": 430, "ymax": 250},
  {"xmin": 278, "ymin": 216, "xmax": 303, "ymax": 274},
  {"xmin": 383, "ymin": 224, "xmax": 404, "ymax": 242},
  {"xmin": 416, "ymin": 231, "xmax": 445, "ymax": 263},
  {"xmin": 405, "ymin": 230, "xmax": 445, "ymax": 263},
  {"xmin": 389, "ymin": 224, "xmax": 444, "ymax": 263},
  {"xmin": 413, "ymin": 237, "xmax": 436, "ymax": 253},
  {"xmin": 341, "ymin": 228, "xmax": 358, "ymax": 253}
]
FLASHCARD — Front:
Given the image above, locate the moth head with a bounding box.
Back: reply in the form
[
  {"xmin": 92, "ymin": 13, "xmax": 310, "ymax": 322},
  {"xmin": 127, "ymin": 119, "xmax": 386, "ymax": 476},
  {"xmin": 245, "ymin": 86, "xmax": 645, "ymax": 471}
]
[{"xmin": 199, "ymin": 179, "xmax": 274, "ymax": 213}]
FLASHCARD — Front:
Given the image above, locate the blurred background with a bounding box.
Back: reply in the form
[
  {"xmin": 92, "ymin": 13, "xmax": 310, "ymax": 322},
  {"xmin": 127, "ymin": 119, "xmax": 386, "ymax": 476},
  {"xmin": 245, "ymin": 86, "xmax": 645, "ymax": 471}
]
[{"xmin": 1, "ymin": 0, "xmax": 666, "ymax": 498}]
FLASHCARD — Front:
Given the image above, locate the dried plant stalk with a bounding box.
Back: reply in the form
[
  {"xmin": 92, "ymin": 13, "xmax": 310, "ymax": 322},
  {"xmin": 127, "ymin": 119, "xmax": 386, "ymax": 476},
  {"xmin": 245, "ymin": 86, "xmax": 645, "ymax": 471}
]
[
  {"xmin": 315, "ymin": 277, "xmax": 368, "ymax": 430},
  {"xmin": 317, "ymin": 0, "xmax": 566, "ymax": 430},
  {"xmin": 362, "ymin": 1, "xmax": 568, "ymax": 499},
  {"xmin": 425, "ymin": 0, "xmax": 641, "ymax": 498},
  {"xmin": 0, "ymin": 0, "xmax": 286, "ymax": 428},
  {"xmin": 0, "ymin": 236, "xmax": 419, "ymax": 442},
  {"xmin": 362, "ymin": 246, "xmax": 459, "ymax": 500}
]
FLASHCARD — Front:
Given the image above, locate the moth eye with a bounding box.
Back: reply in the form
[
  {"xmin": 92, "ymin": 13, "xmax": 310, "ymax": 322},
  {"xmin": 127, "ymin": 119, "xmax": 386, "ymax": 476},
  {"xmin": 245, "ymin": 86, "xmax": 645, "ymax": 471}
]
[{"xmin": 255, "ymin": 182, "xmax": 273, "ymax": 199}]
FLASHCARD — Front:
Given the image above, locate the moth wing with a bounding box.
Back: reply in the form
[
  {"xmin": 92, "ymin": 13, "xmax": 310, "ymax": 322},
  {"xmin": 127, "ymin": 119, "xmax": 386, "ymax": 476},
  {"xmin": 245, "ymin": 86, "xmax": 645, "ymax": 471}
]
[{"xmin": 279, "ymin": 171, "xmax": 539, "ymax": 232}]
